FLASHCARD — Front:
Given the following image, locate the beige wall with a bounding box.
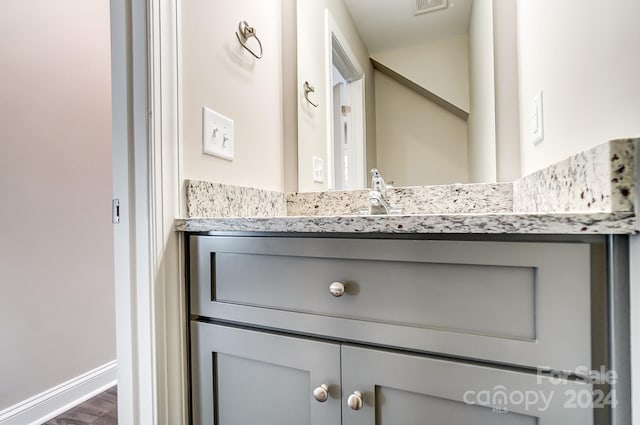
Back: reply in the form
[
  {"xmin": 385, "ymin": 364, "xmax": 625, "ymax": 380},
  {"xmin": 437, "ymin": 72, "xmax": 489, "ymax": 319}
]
[
  {"xmin": 517, "ymin": 0, "xmax": 640, "ymax": 176},
  {"xmin": 375, "ymin": 72, "xmax": 469, "ymax": 187},
  {"xmin": 372, "ymin": 34, "xmax": 470, "ymax": 113},
  {"xmin": 181, "ymin": 0, "xmax": 285, "ymax": 191},
  {"xmin": 492, "ymin": 0, "xmax": 520, "ymax": 182},
  {"xmin": 467, "ymin": 0, "xmax": 497, "ymax": 183},
  {"xmin": 296, "ymin": 0, "xmax": 375, "ymax": 191},
  {"xmin": 0, "ymin": 0, "xmax": 115, "ymax": 410},
  {"xmin": 282, "ymin": 0, "xmax": 299, "ymax": 192}
]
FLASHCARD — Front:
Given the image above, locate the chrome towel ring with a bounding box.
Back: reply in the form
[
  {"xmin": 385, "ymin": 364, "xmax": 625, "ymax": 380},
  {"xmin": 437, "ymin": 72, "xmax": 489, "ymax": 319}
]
[
  {"xmin": 235, "ymin": 20, "xmax": 263, "ymax": 59},
  {"xmin": 303, "ymin": 81, "xmax": 319, "ymax": 108}
]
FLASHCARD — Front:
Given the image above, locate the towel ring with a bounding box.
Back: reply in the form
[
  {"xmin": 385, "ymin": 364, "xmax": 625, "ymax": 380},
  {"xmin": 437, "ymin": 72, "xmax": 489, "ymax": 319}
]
[
  {"xmin": 235, "ymin": 20, "xmax": 263, "ymax": 59},
  {"xmin": 303, "ymin": 81, "xmax": 319, "ymax": 108}
]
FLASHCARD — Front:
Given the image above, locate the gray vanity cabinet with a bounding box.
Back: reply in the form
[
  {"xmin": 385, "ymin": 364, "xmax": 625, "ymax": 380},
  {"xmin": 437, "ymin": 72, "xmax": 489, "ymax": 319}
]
[{"xmin": 188, "ymin": 234, "xmax": 606, "ymax": 425}]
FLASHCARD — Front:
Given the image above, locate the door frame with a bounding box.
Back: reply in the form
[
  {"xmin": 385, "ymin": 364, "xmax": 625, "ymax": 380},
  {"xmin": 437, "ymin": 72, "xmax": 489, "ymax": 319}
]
[
  {"xmin": 324, "ymin": 9, "xmax": 366, "ymax": 190},
  {"xmin": 111, "ymin": 0, "xmax": 186, "ymax": 424}
]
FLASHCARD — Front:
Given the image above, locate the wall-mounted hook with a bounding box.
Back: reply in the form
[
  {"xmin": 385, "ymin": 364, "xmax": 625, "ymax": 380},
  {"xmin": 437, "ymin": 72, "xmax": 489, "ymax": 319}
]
[
  {"xmin": 304, "ymin": 81, "xmax": 319, "ymax": 108},
  {"xmin": 235, "ymin": 20, "xmax": 263, "ymax": 59}
]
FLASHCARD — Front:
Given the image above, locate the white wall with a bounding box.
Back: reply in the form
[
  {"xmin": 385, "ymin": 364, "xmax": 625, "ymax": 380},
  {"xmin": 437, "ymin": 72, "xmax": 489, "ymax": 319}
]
[
  {"xmin": 375, "ymin": 72, "xmax": 469, "ymax": 186},
  {"xmin": 517, "ymin": 0, "xmax": 640, "ymax": 176},
  {"xmin": 0, "ymin": 0, "xmax": 115, "ymax": 410},
  {"xmin": 181, "ymin": 0, "xmax": 285, "ymax": 191},
  {"xmin": 467, "ymin": 0, "xmax": 497, "ymax": 183},
  {"xmin": 296, "ymin": 0, "xmax": 375, "ymax": 192},
  {"xmin": 372, "ymin": 34, "xmax": 470, "ymax": 113}
]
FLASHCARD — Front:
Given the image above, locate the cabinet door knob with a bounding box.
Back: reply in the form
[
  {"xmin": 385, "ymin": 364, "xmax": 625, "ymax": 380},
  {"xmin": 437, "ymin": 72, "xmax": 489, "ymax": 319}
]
[
  {"xmin": 329, "ymin": 281, "xmax": 345, "ymax": 297},
  {"xmin": 347, "ymin": 391, "xmax": 363, "ymax": 410},
  {"xmin": 312, "ymin": 384, "xmax": 329, "ymax": 402}
]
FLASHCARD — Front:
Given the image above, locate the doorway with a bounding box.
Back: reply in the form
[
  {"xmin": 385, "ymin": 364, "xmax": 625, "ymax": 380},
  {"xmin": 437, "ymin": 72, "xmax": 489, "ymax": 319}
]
[{"xmin": 326, "ymin": 12, "xmax": 366, "ymax": 190}]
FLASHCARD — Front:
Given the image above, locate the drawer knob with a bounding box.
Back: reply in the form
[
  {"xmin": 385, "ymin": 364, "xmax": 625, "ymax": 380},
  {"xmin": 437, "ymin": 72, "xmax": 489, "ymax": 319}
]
[
  {"xmin": 329, "ymin": 281, "xmax": 345, "ymax": 297},
  {"xmin": 347, "ymin": 391, "xmax": 363, "ymax": 410},
  {"xmin": 312, "ymin": 384, "xmax": 329, "ymax": 402}
]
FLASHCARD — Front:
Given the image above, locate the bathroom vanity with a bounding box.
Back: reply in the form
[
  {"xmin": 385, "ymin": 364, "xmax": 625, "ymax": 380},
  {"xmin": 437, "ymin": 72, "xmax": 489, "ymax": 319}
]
[
  {"xmin": 188, "ymin": 233, "xmax": 625, "ymax": 424},
  {"xmin": 178, "ymin": 139, "xmax": 637, "ymax": 425}
]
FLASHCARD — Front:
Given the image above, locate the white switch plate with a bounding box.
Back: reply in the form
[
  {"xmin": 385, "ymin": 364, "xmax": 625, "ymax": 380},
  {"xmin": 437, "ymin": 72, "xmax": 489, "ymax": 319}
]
[
  {"xmin": 312, "ymin": 156, "xmax": 324, "ymax": 183},
  {"xmin": 202, "ymin": 106, "xmax": 234, "ymax": 160},
  {"xmin": 531, "ymin": 91, "xmax": 544, "ymax": 145}
]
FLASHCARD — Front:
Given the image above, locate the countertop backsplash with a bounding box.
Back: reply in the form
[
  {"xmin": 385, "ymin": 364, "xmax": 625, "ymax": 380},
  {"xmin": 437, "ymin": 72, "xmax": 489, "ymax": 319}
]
[
  {"xmin": 512, "ymin": 138, "xmax": 637, "ymax": 214},
  {"xmin": 186, "ymin": 181, "xmax": 286, "ymax": 218},
  {"xmin": 286, "ymin": 183, "xmax": 513, "ymax": 216}
]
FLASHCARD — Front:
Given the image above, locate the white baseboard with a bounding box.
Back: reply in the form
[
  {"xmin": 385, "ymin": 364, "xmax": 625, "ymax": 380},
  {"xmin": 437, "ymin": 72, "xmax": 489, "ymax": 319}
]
[{"xmin": 0, "ymin": 360, "xmax": 117, "ymax": 425}]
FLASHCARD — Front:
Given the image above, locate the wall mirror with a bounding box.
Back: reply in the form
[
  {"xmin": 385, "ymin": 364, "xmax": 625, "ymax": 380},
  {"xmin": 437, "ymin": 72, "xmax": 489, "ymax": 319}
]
[{"xmin": 296, "ymin": 0, "xmax": 515, "ymax": 192}]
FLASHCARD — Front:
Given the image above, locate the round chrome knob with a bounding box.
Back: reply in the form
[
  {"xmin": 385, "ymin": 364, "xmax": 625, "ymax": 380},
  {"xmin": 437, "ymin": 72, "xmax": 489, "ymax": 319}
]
[
  {"xmin": 329, "ymin": 281, "xmax": 345, "ymax": 297},
  {"xmin": 347, "ymin": 391, "xmax": 363, "ymax": 410},
  {"xmin": 313, "ymin": 384, "xmax": 329, "ymax": 402}
]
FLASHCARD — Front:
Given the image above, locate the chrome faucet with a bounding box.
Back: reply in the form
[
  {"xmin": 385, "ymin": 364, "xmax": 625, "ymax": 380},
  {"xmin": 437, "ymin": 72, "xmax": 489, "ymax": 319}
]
[
  {"xmin": 370, "ymin": 168, "xmax": 387, "ymax": 194},
  {"xmin": 369, "ymin": 190, "xmax": 394, "ymax": 214},
  {"xmin": 367, "ymin": 169, "xmax": 401, "ymax": 215}
]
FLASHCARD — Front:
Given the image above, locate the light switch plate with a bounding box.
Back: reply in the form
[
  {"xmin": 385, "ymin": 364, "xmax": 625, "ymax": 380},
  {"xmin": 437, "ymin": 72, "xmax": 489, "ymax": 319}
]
[
  {"xmin": 202, "ymin": 106, "xmax": 234, "ymax": 160},
  {"xmin": 531, "ymin": 91, "xmax": 544, "ymax": 145},
  {"xmin": 312, "ymin": 156, "xmax": 324, "ymax": 183}
]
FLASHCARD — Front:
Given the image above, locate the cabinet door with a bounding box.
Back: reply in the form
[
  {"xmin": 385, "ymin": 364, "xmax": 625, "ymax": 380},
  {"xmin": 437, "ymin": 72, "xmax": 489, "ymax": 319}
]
[
  {"xmin": 341, "ymin": 345, "xmax": 593, "ymax": 425},
  {"xmin": 191, "ymin": 322, "xmax": 341, "ymax": 425}
]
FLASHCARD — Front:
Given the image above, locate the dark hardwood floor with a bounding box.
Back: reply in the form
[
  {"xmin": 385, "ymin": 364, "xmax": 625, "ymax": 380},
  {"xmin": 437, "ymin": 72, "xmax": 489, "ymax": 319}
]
[{"xmin": 43, "ymin": 386, "xmax": 117, "ymax": 425}]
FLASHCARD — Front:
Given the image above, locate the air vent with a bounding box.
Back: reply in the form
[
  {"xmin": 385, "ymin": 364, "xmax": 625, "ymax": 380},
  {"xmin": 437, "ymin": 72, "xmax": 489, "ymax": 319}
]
[{"xmin": 414, "ymin": 0, "xmax": 448, "ymax": 15}]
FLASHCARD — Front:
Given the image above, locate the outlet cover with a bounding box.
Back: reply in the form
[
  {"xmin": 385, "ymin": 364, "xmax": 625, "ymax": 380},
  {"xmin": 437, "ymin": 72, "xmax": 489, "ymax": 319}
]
[
  {"xmin": 312, "ymin": 156, "xmax": 324, "ymax": 183},
  {"xmin": 531, "ymin": 91, "xmax": 544, "ymax": 145},
  {"xmin": 202, "ymin": 106, "xmax": 234, "ymax": 160}
]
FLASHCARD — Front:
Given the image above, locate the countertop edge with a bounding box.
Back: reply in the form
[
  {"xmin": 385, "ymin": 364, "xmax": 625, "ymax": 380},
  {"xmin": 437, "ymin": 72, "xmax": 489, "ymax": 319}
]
[{"xmin": 174, "ymin": 212, "xmax": 638, "ymax": 235}]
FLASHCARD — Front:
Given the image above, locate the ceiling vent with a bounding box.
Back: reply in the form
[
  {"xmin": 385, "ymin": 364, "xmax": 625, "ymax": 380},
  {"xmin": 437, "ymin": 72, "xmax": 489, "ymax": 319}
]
[{"xmin": 414, "ymin": 0, "xmax": 448, "ymax": 15}]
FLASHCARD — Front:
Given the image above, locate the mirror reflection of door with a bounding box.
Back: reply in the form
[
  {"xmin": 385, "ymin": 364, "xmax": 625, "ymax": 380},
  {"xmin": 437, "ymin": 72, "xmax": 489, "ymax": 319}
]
[
  {"xmin": 328, "ymin": 30, "xmax": 366, "ymax": 190},
  {"xmin": 332, "ymin": 76, "xmax": 347, "ymax": 189}
]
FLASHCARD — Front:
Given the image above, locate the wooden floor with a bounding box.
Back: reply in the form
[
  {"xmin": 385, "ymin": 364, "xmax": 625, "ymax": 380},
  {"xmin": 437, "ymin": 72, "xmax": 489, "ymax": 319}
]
[{"xmin": 43, "ymin": 386, "xmax": 117, "ymax": 425}]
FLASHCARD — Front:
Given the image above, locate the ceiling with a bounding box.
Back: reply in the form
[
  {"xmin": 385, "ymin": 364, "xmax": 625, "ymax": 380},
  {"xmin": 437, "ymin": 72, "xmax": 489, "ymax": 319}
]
[{"xmin": 343, "ymin": 0, "xmax": 473, "ymax": 54}]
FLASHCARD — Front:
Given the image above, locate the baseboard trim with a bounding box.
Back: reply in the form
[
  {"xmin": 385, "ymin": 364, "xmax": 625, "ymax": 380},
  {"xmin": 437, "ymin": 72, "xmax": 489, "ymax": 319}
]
[{"xmin": 0, "ymin": 360, "xmax": 117, "ymax": 425}]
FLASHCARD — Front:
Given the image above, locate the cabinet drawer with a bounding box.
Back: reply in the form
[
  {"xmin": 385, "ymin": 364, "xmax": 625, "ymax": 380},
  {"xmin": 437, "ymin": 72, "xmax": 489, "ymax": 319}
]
[{"xmin": 189, "ymin": 236, "xmax": 598, "ymax": 372}]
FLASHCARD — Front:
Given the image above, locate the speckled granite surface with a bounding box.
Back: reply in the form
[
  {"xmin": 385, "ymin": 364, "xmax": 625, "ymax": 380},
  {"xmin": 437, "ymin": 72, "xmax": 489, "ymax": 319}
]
[
  {"xmin": 287, "ymin": 183, "xmax": 513, "ymax": 216},
  {"xmin": 181, "ymin": 139, "xmax": 639, "ymax": 234},
  {"xmin": 175, "ymin": 211, "xmax": 637, "ymax": 234},
  {"xmin": 513, "ymin": 139, "xmax": 638, "ymax": 213},
  {"xmin": 186, "ymin": 180, "xmax": 286, "ymax": 218}
]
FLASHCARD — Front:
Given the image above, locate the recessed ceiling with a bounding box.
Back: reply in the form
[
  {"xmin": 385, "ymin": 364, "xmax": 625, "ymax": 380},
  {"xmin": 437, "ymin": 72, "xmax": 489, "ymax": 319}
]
[{"xmin": 343, "ymin": 0, "xmax": 473, "ymax": 54}]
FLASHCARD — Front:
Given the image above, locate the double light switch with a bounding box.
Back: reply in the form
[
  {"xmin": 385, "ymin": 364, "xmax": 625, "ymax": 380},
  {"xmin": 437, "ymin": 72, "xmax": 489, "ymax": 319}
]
[{"xmin": 203, "ymin": 106, "xmax": 234, "ymax": 161}]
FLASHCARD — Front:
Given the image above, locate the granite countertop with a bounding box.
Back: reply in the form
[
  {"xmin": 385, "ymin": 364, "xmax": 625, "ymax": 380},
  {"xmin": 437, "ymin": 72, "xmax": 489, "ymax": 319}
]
[{"xmin": 175, "ymin": 139, "xmax": 640, "ymax": 235}]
